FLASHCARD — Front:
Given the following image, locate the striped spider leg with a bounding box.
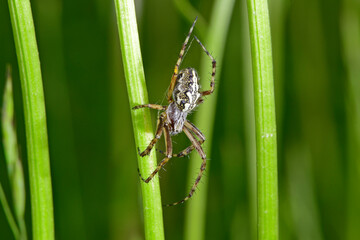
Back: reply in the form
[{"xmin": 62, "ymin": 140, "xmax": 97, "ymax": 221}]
[
  {"xmin": 167, "ymin": 17, "xmax": 198, "ymax": 102},
  {"xmin": 157, "ymin": 121, "xmax": 205, "ymax": 158},
  {"xmin": 164, "ymin": 121, "xmax": 206, "ymax": 207}
]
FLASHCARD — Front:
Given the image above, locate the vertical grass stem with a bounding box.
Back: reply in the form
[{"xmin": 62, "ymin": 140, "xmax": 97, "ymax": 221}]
[
  {"xmin": 246, "ymin": 0, "xmax": 279, "ymax": 239},
  {"xmin": 8, "ymin": 0, "xmax": 54, "ymax": 239},
  {"xmin": 184, "ymin": 0, "xmax": 235, "ymax": 239},
  {"xmin": 114, "ymin": 0, "xmax": 165, "ymax": 239}
]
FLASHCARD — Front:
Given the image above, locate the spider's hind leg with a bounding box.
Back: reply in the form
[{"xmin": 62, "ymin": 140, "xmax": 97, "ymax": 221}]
[
  {"xmin": 165, "ymin": 125, "xmax": 207, "ymax": 207},
  {"xmin": 176, "ymin": 121, "xmax": 206, "ymax": 158},
  {"xmin": 139, "ymin": 125, "xmax": 173, "ymax": 183},
  {"xmin": 157, "ymin": 120, "xmax": 205, "ymax": 158}
]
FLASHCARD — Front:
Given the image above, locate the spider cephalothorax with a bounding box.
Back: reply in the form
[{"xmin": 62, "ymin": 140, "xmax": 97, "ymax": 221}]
[{"xmin": 133, "ymin": 17, "xmax": 216, "ymax": 207}]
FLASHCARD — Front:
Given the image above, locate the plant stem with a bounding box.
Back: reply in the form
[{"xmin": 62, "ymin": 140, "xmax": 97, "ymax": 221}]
[
  {"xmin": 8, "ymin": 0, "xmax": 54, "ymax": 239},
  {"xmin": 246, "ymin": 0, "xmax": 279, "ymax": 239},
  {"xmin": 184, "ymin": 0, "xmax": 235, "ymax": 239},
  {"xmin": 114, "ymin": 0, "xmax": 165, "ymax": 239}
]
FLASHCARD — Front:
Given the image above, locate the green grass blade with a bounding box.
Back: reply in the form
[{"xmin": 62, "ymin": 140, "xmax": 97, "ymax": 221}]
[
  {"xmin": 241, "ymin": 1, "xmax": 257, "ymax": 238},
  {"xmin": 2, "ymin": 65, "xmax": 27, "ymax": 240},
  {"xmin": 0, "ymin": 183, "xmax": 20, "ymax": 239},
  {"xmin": 8, "ymin": 0, "xmax": 54, "ymax": 239},
  {"xmin": 246, "ymin": 0, "xmax": 279, "ymax": 239},
  {"xmin": 184, "ymin": 0, "xmax": 235, "ymax": 239},
  {"xmin": 173, "ymin": 0, "xmax": 207, "ymax": 39},
  {"xmin": 0, "ymin": 66, "xmax": 20, "ymax": 239},
  {"xmin": 113, "ymin": 0, "xmax": 165, "ymax": 239}
]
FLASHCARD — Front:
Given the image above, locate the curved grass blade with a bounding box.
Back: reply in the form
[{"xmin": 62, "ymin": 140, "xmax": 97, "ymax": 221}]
[
  {"xmin": 2, "ymin": 65, "xmax": 27, "ymax": 240},
  {"xmin": 8, "ymin": 0, "xmax": 54, "ymax": 238},
  {"xmin": 0, "ymin": 182, "xmax": 20, "ymax": 239}
]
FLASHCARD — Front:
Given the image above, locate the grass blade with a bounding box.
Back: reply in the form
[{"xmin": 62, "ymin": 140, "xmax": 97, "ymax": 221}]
[
  {"xmin": 2, "ymin": 65, "xmax": 27, "ymax": 240},
  {"xmin": 246, "ymin": 0, "xmax": 279, "ymax": 239},
  {"xmin": 8, "ymin": 0, "xmax": 54, "ymax": 239},
  {"xmin": 184, "ymin": 0, "xmax": 235, "ymax": 239},
  {"xmin": 173, "ymin": 0, "xmax": 207, "ymax": 39},
  {"xmin": 113, "ymin": 0, "xmax": 165, "ymax": 239},
  {"xmin": 0, "ymin": 183, "xmax": 20, "ymax": 239},
  {"xmin": 241, "ymin": 1, "xmax": 257, "ymax": 238}
]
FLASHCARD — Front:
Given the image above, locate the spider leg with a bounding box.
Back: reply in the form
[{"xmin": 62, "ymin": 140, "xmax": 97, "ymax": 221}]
[
  {"xmin": 193, "ymin": 36, "xmax": 216, "ymax": 97},
  {"xmin": 158, "ymin": 121, "xmax": 205, "ymax": 158},
  {"xmin": 156, "ymin": 140, "xmax": 202, "ymax": 158},
  {"xmin": 165, "ymin": 126, "xmax": 207, "ymax": 207},
  {"xmin": 139, "ymin": 125, "xmax": 173, "ymax": 183},
  {"xmin": 175, "ymin": 121, "xmax": 206, "ymax": 157},
  {"xmin": 138, "ymin": 112, "xmax": 166, "ymax": 157},
  {"xmin": 167, "ymin": 17, "xmax": 198, "ymax": 103},
  {"xmin": 132, "ymin": 104, "xmax": 166, "ymax": 111}
]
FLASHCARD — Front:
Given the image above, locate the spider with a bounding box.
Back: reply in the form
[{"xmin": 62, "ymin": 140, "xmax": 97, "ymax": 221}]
[{"xmin": 133, "ymin": 17, "xmax": 216, "ymax": 207}]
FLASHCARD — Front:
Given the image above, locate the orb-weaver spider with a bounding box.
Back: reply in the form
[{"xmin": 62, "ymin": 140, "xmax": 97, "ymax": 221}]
[{"xmin": 133, "ymin": 17, "xmax": 216, "ymax": 207}]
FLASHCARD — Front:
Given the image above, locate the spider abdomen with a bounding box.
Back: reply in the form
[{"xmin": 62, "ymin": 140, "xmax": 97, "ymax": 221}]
[{"xmin": 173, "ymin": 68, "xmax": 201, "ymax": 112}]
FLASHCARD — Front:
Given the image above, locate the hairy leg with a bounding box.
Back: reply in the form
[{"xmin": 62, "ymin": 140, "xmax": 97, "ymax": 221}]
[
  {"xmin": 167, "ymin": 17, "xmax": 198, "ymax": 102},
  {"xmin": 165, "ymin": 126, "xmax": 207, "ymax": 207},
  {"xmin": 138, "ymin": 112, "xmax": 166, "ymax": 157},
  {"xmin": 132, "ymin": 104, "xmax": 166, "ymax": 111},
  {"xmin": 157, "ymin": 121, "xmax": 205, "ymax": 158},
  {"xmin": 193, "ymin": 36, "xmax": 216, "ymax": 97},
  {"xmin": 139, "ymin": 125, "xmax": 173, "ymax": 183}
]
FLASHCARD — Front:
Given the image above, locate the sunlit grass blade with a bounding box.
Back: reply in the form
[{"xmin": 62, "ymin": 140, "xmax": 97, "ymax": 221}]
[
  {"xmin": 113, "ymin": 0, "xmax": 165, "ymax": 239},
  {"xmin": 246, "ymin": 0, "xmax": 279, "ymax": 239},
  {"xmin": 184, "ymin": 0, "xmax": 235, "ymax": 239},
  {"xmin": 8, "ymin": 0, "xmax": 54, "ymax": 239},
  {"xmin": 2, "ymin": 65, "xmax": 27, "ymax": 240}
]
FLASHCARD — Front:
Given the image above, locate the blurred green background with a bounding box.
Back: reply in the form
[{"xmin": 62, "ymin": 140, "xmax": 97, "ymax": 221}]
[{"xmin": 1, "ymin": 0, "xmax": 359, "ymax": 239}]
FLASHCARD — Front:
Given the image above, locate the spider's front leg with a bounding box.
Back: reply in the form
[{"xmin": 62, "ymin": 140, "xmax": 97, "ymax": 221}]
[
  {"xmin": 132, "ymin": 103, "xmax": 166, "ymax": 157},
  {"xmin": 139, "ymin": 125, "xmax": 173, "ymax": 183},
  {"xmin": 132, "ymin": 104, "xmax": 166, "ymax": 111},
  {"xmin": 193, "ymin": 36, "xmax": 216, "ymax": 97},
  {"xmin": 167, "ymin": 17, "xmax": 198, "ymax": 102}
]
